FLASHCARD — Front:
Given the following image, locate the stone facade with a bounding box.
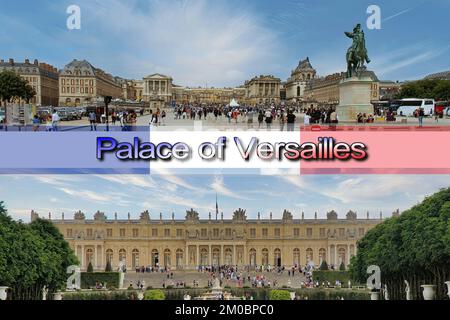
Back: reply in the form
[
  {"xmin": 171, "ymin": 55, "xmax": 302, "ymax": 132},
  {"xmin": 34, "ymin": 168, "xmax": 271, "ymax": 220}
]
[
  {"xmin": 0, "ymin": 58, "xmax": 59, "ymax": 106},
  {"xmin": 244, "ymin": 75, "xmax": 281, "ymax": 105},
  {"xmin": 171, "ymin": 86, "xmax": 247, "ymax": 105},
  {"xmin": 285, "ymin": 57, "xmax": 316, "ymax": 102},
  {"xmin": 58, "ymin": 59, "xmax": 123, "ymax": 106},
  {"xmin": 37, "ymin": 208, "xmax": 384, "ymax": 271}
]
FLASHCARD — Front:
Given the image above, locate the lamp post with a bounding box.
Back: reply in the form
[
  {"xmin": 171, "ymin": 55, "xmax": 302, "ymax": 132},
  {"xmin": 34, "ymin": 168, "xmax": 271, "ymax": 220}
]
[{"xmin": 104, "ymin": 96, "xmax": 112, "ymax": 132}]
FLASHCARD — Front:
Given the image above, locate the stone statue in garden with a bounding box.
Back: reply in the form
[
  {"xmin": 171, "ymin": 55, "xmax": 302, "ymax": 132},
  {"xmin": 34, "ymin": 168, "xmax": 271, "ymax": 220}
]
[
  {"xmin": 404, "ymin": 280, "xmax": 411, "ymax": 300},
  {"xmin": 42, "ymin": 285, "xmax": 48, "ymax": 300}
]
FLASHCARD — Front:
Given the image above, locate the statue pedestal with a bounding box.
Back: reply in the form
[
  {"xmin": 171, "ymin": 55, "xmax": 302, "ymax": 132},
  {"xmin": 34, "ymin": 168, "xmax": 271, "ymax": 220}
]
[{"xmin": 337, "ymin": 75, "xmax": 375, "ymax": 122}]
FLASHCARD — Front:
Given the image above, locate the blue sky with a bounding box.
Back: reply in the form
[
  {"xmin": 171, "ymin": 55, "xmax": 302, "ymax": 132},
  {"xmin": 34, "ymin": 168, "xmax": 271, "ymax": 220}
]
[
  {"xmin": 1, "ymin": 0, "xmax": 449, "ymax": 87},
  {"xmin": 2, "ymin": 174, "xmax": 449, "ymax": 222}
]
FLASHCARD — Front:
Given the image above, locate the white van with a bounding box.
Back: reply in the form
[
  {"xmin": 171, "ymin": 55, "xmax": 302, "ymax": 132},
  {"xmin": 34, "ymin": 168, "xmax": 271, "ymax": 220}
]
[{"xmin": 396, "ymin": 98, "xmax": 435, "ymax": 117}]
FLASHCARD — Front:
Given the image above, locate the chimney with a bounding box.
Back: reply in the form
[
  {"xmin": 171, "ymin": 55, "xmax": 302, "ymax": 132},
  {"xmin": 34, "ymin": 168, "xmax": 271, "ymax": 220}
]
[
  {"xmin": 9, "ymin": 58, "xmax": 14, "ymax": 65},
  {"xmin": 34, "ymin": 59, "xmax": 38, "ymax": 66}
]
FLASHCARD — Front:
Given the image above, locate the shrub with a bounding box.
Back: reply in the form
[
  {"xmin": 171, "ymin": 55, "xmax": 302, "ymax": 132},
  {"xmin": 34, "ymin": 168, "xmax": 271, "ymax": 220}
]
[
  {"xmin": 87, "ymin": 262, "xmax": 94, "ymax": 273},
  {"xmin": 105, "ymin": 261, "xmax": 112, "ymax": 272},
  {"xmin": 339, "ymin": 262, "xmax": 346, "ymax": 271},
  {"xmin": 319, "ymin": 260, "xmax": 329, "ymax": 270},
  {"xmin": 269, "ymin": 290, "xmax": 291, "ymax": 300},
  {"xmin": 80, "ymin": 272, "xmax": 120, "ymax": 289},
  {"xmin": 144, "ymin": 289, "xmax": 166, "ymax": 300},
  {"xmin": 312, "ymin": 271, "xmax": 352, "ymax": 285}
]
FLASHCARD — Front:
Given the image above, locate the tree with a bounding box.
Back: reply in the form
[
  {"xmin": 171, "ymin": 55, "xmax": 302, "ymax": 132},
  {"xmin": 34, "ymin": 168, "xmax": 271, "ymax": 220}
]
[
  {"xmin": 339, "ymin": 262, "xmax": 346, "ymax": 271},
  {"xmin": 0, "ymin": 71, "xmax": 36, "ymax": 129},
  {"xmin": 144, "ymin": 289, "xmax": 165, "ymax": 300},
  {"xmin": 396, "ymin": 79, "xmax": 450, "ymax": 100},
  {"xmin": 349, "ymin": 188, "xmax": 450, "ymax": 300},
  {"xmin": 105, "ymin": 260, "xmax": 112, "ymax": 272},
  {"xmin": 87, "ymin": 262, "xmax": 94, "ymax": 273},
  {"xmin": 319, "ymin": 260, "xmax": 329, "ymax": 270},
  {"xmin": 0, "ymin": 202, "xmax": 78, "ymax": 300},
  {"xmin": 268, "ymin": 289, "xmax": 291, "ymax": 300}
]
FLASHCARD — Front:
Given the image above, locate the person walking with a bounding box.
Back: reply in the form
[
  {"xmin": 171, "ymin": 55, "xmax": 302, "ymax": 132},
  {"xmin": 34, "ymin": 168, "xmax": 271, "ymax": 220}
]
[
  {"xmin": 418, "ymin": 108, "xmax": 424, "ymax": 127},
  {"xmin": 89, "ymin": 111, "xmax": 97, "ymax": 131},
  {"xmin": 51, "ymin": 110, "xmax": 60, "ymax": 132},
  {"xmin": 287, "ymin": 111, "xmax": 296, "ymax": 131}
]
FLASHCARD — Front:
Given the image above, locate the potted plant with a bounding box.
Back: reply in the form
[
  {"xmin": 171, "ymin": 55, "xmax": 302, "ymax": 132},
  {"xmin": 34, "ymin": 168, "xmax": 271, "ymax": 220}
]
[
  {"xmin": 53, "ymin": 291, "xmax": 63, "ymax": 300},
  {"xmin": 0, "ymin": 286, "xmax": 9, "ymax": 300},
  {"xmin": 420, "ymin": 285, "xmax": 436, "ymax": 300},
  {"xmin": 370, "ymin": 288, "xmax": 380, "ymax": 300}
]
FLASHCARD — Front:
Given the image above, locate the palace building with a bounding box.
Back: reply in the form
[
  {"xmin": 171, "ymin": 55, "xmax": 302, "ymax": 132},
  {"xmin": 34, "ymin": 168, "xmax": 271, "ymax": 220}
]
[
  {"xmin": 285, "ymin": 57, "xmax": 316, "ymax": 103},
  {"xmin": 0, "ymin": 58, "xmax": 59, "ymax": 106},
  {"xmin": 33, "ymin": 208, "xmax": 388, "ymax": 272}
]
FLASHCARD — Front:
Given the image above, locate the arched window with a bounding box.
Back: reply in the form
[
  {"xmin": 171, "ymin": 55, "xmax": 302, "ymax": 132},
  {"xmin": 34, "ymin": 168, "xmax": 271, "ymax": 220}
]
[
  {"xmin": 297, "ymin": 86, "xmax": 301, "ymax": 97},
  {"xmin": 249, "ymin": 248, "xmax": 257, "ymax": 266},
  {"xmin": 106, "ymin": 249, "xmax": 113, "ymax": 264},
  {"xmin": 319, "ymin": 248, "xmax": 326, "ymax": 263},
  {"xmin": 212, "ymin": 248, "xmax": 220, "ymax": 266},
  {"xmin": 119, "ymin": 249, "xmax": 126, "ymax": 264},
  {"xmin": 132, "ymin": 249, "xmax": 139, "ymax": 269},
  {"xmin": 86, "ymin": 248, "xmax": 94, "ymax": 265},
  {"xmin": 66, "ymin": 98, "xmax": 71, "ymax": 103},
  {"xmin": 224, "ymin": 248, "xmax": 233, "ymax": 265},
  {"xmin": 306, "ymin": 248, "xmax": 313, "ymax": 262},
  {"xmin": 151, "ymin": 249, "xmax": 159, "ymax": 267},
  {"xmin": 164, "ymin": 249, "xmax": 171, "ymax": 267},
  {"xmin": 200, "ymin": 248, "xmax": 208, "ymax": 266},
  {"xmin": 293, "ymin": 248, "xmax": 300, "ymax": 266},
  {"xmin": 176, "ymin": 249, "xmax": 183, "ymax": 268},
  {"xmin": 274, "ymin": 248, "xmax": 281, "ymax": 267},
  {"xmin": 338, "ymin": 248, "xmax": 346, "ymax": 265},
  {"xmin": 262, "ymin": 248, "xmax": 269, "ymax": 266}
]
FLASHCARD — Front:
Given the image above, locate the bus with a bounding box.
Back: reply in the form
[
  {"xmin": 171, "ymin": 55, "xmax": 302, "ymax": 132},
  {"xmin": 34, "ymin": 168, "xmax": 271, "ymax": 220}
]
[{"xmin": 396, "ymin": 98, "xmax": 435, "ymax": 117}]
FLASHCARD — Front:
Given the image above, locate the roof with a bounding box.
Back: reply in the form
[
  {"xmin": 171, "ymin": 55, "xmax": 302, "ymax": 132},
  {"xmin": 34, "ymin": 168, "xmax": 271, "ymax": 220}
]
[
  {"xmin": 60, "ymin": 59, "xmax": 97, "ymax": 76},
  {"xmin": 295, "ymin": 57, "xmax": 314, "ymax": 72},
  {"xmin": 144, "ymin": 73, "xmax": 173, "ymax": 80}
]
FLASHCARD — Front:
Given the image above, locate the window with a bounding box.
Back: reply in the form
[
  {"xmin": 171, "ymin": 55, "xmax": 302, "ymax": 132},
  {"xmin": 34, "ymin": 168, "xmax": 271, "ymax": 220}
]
[
  {"xmin": 274, "ymin": 228, "xmax": 280, "ymax": 237},
  {"xmin": 339, "ymin": 228, "xmax": 345, "ymax": 237},
  {"xmin": 107, "ymin": 229, "xmax": 112, "ymax": 237},
  {"xmin": 132, "ymin": 228, "xmax": 139, "ymax": 238},
  {"xmin": 90, "ymin": 87, "xmax": 93, "ymax": 94},
  {"xmin": 320, "ymin": 228, "xmax": 326, "ymax": 238},
  {"xmin": 262, "ymin": 228, "xmax": 268, "ymax": 237},
  {"xmin": 71, "ymin": 87, "xmax": 75, "ymax": 93},
  {"xmin": 250, "ymin": 228, "xmax": 256, "ymax": 237},
  {"xmin": 358, "ymin": 228, "xmax": 365, "ymax": 237},
  {"xmin": 62, "ymin": 87, "xmax": 66, "ymax": 93},
  {"xmin": 293, "ymin": 228, "xmax": 300, "ymax": 237},
  {"xmin": 87, "ymin": 228, "xmax": 92, "ymax": 237},
  {"xmin": 306, "ymin": 228, "xmax": 313, "ymax": 238},
  {"xmin": 176, "ymin": 229, "xmax": 182, "ymax": 237},
  {"xmin": 213, "ymin": 228, "xmax": 219, "ymax": 237},
  {"xmin": 119, "ymin": 228, "xmax": 125, "ymax": 237},
  {"xmin": 225, "ymin": 228, "xmax": 232, "ymax": 237},
  {"xmin": 201, "ymin": 228, "xmax": 207, "ymax": 237},
  {"xmin": 71, "ymin": 79, "xmax": 74, "ymax": 85},
  {"xmin": 62, "ymin": 79, "xmax": 65, "ymax": 85},
  {"xmin": 66, "ymin": 229, "xmax": 72, "ymax": 237},
  {"xmin": 152, "ymin": 228, "xmax": 158, "ymax": 237},
  {"xmin": 165, "ymin": 229, "xmax": 170, "ymax": 237}
]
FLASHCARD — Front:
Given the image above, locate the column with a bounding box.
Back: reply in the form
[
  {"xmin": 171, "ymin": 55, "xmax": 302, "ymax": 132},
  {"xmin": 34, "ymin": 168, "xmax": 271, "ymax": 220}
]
[
  {"xmin": 94, "ymin": 245, "xmax": 98, "ymax": 270},
  {"xmin": 220, "ymin": 245, "xmax": 224, "ymax": 266},
  {"xmin": 232, "ymin": 245, "xmax": 236, "ymax": 266},
  {"xmin": 346, "ymin": 244, "xmax": 350, "ymax": 265},
  {"xmin": 196, "ymin": 245, "xmax": 200, "ymax": 267},
  {"xmin": 243, "ymin": 245, "xmax": 248, "ymax": 266},
  {"xmin": 334, "ymin": 245, "xmax": 338, "ymax": 266},
  {"xmin": 81, "ymin": 245, "xmax": 85, "ymax": 269},
  {"xmin": 328, "ymin": 245, "xmax": 331, "ymax": 265},
  {"xmin": 185, "ymin": 245, "xmax": 189, "ymax": 269},
  {"xmin": 208, "ymin": 245, "xmax": 212, "ymax": 266}
]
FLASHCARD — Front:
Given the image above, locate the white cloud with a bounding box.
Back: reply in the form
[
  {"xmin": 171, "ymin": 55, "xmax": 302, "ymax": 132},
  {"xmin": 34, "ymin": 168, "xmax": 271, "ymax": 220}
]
[
  {"xmin": 210, "ymin": 175, "xmax": 250, "ymax": 200},
  {"xmin": 58, "ymin": 187, "xmax": 114, "ymax": 203},
  {"xmin": 94, "ymin": 175, "xmax": 155, "ymax": 188},
  {"xmin": 79, "ymin": 0, "xmax": 279, "ymax": 87}
]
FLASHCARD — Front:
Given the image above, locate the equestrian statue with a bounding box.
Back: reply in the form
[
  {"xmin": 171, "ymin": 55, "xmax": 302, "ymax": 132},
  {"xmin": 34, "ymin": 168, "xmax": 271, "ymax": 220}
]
[{"xmin": 345, "ymin": 23, "xmax": 371, "ymax": 78}]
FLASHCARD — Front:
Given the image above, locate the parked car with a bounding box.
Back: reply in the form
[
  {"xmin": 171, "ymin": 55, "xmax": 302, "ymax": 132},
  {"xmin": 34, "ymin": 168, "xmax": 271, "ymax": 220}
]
[
  {"xmin": 57, "ymin": 110, "xmax": 70, "ymax": 121},
  {"xmin": 0, "ymin": 109, "xmax": 5, "ymax": 123}
]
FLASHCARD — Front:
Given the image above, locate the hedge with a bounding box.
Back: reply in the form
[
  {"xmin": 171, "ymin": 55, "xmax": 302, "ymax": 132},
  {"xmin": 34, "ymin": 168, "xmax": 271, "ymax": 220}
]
[
  {"xmin": 80, "ymin": 272, "xmax": 120, "ymax": 289},
  {"xmin": 312, "ymin": 271, "xmax": 353, "ymax": 286},
  {"xmin": 269, "ymin": 290, "xmax": 291, "ymax": 300},
  {"xmin": 144, "ymin": 289, "xmax": 166, "ymax": 300},
  {"xmin": 62, "ymin": 291, "xmax": 137, "ymax": 300}
]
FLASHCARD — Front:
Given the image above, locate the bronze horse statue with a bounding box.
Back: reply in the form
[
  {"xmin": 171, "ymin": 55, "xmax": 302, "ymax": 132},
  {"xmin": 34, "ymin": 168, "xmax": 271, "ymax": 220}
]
[{"xmin": 345, "ymin": 24, "xmax": 371, "ymax": 78}]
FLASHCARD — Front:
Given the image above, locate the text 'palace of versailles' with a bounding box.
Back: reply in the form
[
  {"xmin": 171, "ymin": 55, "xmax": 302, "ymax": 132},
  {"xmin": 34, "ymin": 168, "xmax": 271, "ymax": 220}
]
[{"xmin": 29, "ymin": 206, "xmax": 393, "ymax": 272}]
